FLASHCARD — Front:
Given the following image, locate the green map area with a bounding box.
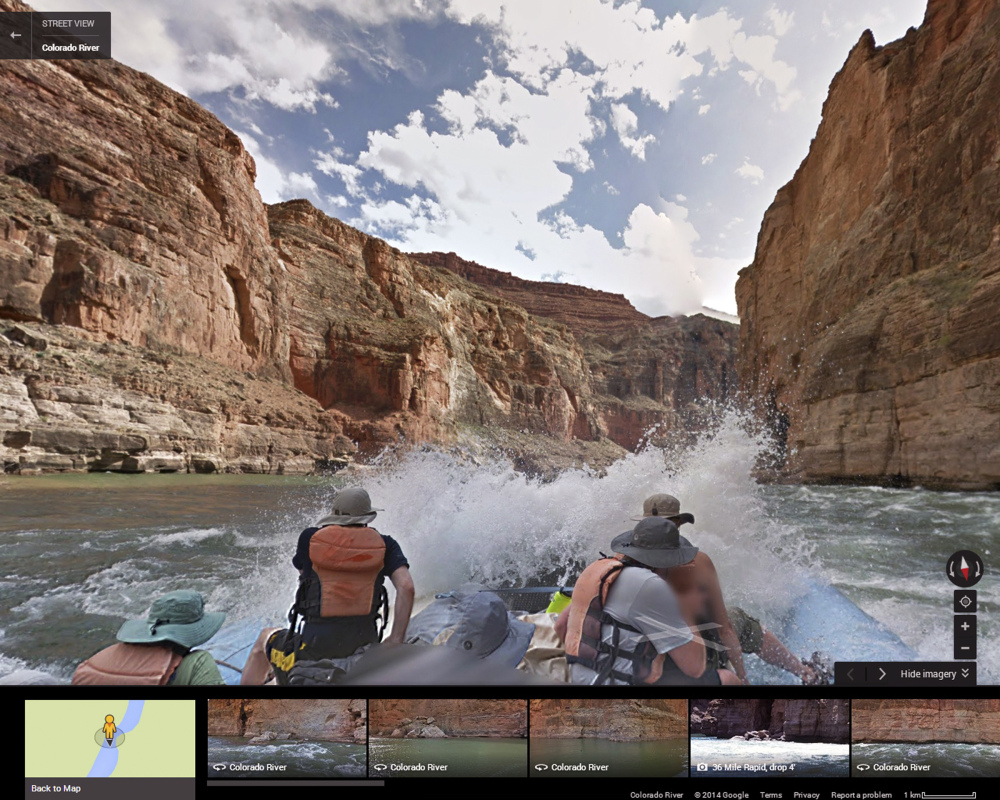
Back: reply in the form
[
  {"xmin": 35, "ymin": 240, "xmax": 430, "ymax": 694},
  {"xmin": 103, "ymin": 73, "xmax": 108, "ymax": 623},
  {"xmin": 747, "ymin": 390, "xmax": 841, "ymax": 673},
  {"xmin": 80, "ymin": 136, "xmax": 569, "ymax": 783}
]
[{"xmin": 24, "ymin": 700, "xmax": 196, "ymax": 778}]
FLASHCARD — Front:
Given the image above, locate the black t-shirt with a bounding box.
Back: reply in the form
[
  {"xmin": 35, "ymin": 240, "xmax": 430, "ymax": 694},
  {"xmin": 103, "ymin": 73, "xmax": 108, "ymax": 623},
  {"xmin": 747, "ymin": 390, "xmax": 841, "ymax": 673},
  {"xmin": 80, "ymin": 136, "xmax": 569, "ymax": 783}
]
[{"xmin": 292, "ymin": 526, "xmax": 409, "ymax": 582}]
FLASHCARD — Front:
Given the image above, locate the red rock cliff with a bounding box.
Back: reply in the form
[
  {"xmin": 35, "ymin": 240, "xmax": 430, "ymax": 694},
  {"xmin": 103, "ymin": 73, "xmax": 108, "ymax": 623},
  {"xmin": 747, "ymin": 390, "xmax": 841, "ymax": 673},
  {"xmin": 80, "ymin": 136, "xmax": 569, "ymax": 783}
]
[
  {"xmin": 0, "ymin": 0, "xmax": 287, "ymax": 379},
  {"xmin": 270, "ymin": 204, "xmax": 608, "ymax": 449},
  {"xmin": 410, "ymin": 251, "xmax": 650, "ymax": 334},
  {"xmin": 529, "ymin": 699, "xmax": 686, "ymax": 741},
  {"xmin": 413, "ymin": 251, "xmax": 738, "ymax": 451},
  {"xmin": 852, "ymin": 699, "xmax": 1000, "ymax": 744},
  {"xmin": 0, "ymin": 0, "xmax": 735, "ymax": 474},
  {"xmin": 207, "ymin": 699, "xmax": 367, "ymax": 743},
  {"xmin": 368, "ymin": 699, "xmax": 527, "ymax": 737},
  {"xmin": 736, "ymin": 0, "xmax": 1000, "ymax": 489}
]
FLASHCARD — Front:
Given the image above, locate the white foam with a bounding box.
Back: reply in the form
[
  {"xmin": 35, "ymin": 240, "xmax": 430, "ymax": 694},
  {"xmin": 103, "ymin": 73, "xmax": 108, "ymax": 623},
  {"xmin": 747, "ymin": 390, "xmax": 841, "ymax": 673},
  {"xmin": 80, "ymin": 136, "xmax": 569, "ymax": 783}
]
[
  {"xmin": 144, "ymin": 527, "xmax": 228, "ymax": 547},
  {"xmin": 224, "ymin": 412, "xmax": 821, "ymax": 636}
]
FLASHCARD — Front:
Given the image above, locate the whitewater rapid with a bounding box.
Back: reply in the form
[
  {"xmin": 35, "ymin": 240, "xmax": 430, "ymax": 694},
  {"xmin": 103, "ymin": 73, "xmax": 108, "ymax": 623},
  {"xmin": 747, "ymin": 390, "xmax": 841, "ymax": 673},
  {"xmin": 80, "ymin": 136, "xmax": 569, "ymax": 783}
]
[{"xmin": 0, "ymin": 411, "xmax": 996, "ymax": 682}]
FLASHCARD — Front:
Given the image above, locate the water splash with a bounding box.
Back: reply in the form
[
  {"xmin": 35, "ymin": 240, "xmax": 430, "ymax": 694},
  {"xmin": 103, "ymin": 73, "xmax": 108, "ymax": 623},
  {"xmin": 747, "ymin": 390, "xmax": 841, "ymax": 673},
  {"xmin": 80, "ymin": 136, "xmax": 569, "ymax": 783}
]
[{"xmin": 268, "ymin": 410, "xmax": 815, "ymax": 625}]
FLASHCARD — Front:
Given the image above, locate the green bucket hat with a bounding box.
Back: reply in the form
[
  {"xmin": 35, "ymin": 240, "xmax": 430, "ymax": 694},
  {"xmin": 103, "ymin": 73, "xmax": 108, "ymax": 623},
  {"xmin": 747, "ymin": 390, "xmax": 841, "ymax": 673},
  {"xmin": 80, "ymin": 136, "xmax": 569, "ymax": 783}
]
[{"xmin": 116, "ymin": 590, "xmax": 226, "ymax": 649}]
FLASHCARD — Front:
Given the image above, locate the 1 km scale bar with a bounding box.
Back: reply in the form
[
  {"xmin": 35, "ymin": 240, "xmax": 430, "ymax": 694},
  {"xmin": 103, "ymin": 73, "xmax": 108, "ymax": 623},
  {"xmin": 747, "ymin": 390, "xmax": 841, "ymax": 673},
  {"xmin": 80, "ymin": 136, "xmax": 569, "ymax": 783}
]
[{"xmin": 921, "ymin": 793, "xmax": 977, "ymax": 799}]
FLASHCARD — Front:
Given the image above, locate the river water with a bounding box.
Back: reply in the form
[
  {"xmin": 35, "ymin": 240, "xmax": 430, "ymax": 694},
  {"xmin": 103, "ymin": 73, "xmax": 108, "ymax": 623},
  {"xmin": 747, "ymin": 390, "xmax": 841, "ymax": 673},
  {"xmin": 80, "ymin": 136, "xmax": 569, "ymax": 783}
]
[
  {"xmin": 1, "ymin": 416, "xmax": 996, "ymax": 683},
  {"xmin": 369, "ymin": 736, "xmax": 526, "ymax": 777},
  {"xmin": 207, "ymin": 736, "xmax": 366, "ymax": 778},
  {"xmin": 690, "ymin": 733, "xmax": 850, "ymax": 777},
  {"xmin": 530, "ymin": 737, "xmax": 687, "ymax": 778},
  {"xmin": 851, "ymin": 742, "xmax": 1000, "ymax": 778}
]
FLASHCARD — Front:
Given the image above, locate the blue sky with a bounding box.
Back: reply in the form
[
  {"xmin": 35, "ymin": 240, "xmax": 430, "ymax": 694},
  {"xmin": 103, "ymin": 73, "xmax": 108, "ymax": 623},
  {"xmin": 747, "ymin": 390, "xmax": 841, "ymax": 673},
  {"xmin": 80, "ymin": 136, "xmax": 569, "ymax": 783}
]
[{"xmin": 36, "ymin": 0, "xmax": 928, "ymax": 315}]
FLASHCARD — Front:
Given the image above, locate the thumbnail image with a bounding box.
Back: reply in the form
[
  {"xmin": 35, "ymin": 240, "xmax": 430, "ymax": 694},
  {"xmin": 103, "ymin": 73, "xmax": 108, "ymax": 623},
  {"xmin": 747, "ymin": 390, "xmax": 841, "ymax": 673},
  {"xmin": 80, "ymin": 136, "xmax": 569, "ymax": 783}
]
[
  {"xmin": 529, "ymin": 699, "xmax": 687, "ymax": 778},
  {"xmin": 691, "ymin": 699, "xmax": 849, "ymax": 778},
  {"xmin": 207, "ymin": 699, "xmax": 366, "ymax": 778},
  {"xmin": 24, "ymin": 700, "xmax": 196, "ymax": 778},
  {"xmin": 852, "ymin": 700, "xmax": 1000, "ymax": 778},
  {"xmin": 368, "ymin": 699, "xmax": 527, "ymax": 778}
]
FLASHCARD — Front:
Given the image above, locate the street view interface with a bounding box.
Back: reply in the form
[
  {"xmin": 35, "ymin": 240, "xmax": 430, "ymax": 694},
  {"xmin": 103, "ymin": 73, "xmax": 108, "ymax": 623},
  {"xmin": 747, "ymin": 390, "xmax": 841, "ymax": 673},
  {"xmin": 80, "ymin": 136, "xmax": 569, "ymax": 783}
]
[{"xmin": 4, "ymin": 2, "xmax": 998, "ymax": 800}]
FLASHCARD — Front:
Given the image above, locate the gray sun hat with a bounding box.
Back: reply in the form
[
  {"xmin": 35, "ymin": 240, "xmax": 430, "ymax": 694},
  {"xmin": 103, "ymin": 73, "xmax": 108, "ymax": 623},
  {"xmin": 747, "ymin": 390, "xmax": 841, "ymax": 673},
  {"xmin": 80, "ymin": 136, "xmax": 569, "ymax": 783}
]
[
  {"xmin": 116, "ymin": 590, "xmax": 226, "ymax": 649},
  {"xmin": 630, "ymin": 492, "xmax": 695, "ymax": 525},
  {"xmin": 318, "ymin": 487, "xmax": 383, "ymax": 526},
  {"xmin": 442, "ymin": 592, "xmax": 535, "ymax": 667},
  {"xmin": 611, "ymin": 516, "xmax": 699, "ymax": 569}
]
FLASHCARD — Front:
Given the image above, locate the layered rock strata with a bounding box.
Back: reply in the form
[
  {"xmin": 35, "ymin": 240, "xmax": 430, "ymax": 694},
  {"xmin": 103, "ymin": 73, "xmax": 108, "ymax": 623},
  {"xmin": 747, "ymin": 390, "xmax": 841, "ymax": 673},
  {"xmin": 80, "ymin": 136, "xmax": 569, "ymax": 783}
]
[
  {"xmin": 0, "ymin": 0, "xmax": 736, "ymax": 474},
  {"xmin": 736, "ymin": 0, "xmax": 1000, "ymax": 489},
  {"xmin": 852, "ymin": 699, "xmax": 1000, "ymax": 744},
  {"xmin": 412, "ymin": 251, "xmax": 738, "ymax": 450},
  {"xmin": 529, "ymin": 699, "xmax": 686, "ymax": 741},
  {"xmin": 207, "ymin": 699, "xmax": 367, "ymax": 744},
  {"xmin": 368, "ymin": 699, "xmax": 527, "ymax": 738},
  {"xmin": 0, "ymin": 322, "xmax": 354, "ymax": 474}
]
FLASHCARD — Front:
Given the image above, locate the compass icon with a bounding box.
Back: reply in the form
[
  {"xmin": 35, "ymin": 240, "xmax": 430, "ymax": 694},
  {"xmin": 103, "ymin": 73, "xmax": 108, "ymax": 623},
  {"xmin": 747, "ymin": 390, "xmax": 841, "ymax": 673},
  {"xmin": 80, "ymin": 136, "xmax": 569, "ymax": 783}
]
[{"xmin": 947, "ymin": 551, "xmax": 984, "ymax": 588}]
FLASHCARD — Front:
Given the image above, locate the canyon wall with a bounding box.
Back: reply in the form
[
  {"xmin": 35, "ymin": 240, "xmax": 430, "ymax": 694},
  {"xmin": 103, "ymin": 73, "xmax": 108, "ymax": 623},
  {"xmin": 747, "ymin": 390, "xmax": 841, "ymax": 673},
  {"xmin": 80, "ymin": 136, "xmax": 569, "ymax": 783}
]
[
  {"xmin": 736, "ymin": 0, "xmax": 1000, "ymax": 489},
  {"xmin": 852, "ymin": 699, "xmax": 1000, "ymax": 744},
  {"xmin": 0, "ymin": 4, "xmax": 287, "ymax": 378},
  {"xmin": 207, "ymin": 699, "xmax": 367, "ymax": 743},
  {"xmin": 410, "ymin": 251, "xmax": 650, "ymax": 333},
  {"xmin": 368, "ymin": 699, "xmax": 527, "ymax": 738},
  {"xmin": 0, "ymin": 322, "xmax": 354, "ymax": 474},
  {"xmin": 413, "ymin": 251, "xmax": 738, "ymax": 450},
  {"xmin": 0, "ymin": 0, "xmax": 735, "ymax": 475},
  {"xmin": 271, "ymin": 203, "xmax": 607, "ymax": 449},
  {"xmin": 691, "ymin": 699, "xmax": 849, "ymax": 743},
  {"xmin": 529, "ymin": 699, "xmax": 686, "ymax": 741}
]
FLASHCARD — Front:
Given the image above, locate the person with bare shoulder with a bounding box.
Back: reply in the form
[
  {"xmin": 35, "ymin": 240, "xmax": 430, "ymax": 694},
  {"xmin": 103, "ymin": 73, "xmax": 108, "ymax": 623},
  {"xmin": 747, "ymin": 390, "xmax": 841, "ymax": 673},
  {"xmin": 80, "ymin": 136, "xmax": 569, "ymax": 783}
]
[
  {"xmin": 639, "ymin": 494, "xmax": 821, "ymax": 685},
  {"xmin": 561, "ymin": 515, "xmax": 740, "ymax": 686}
]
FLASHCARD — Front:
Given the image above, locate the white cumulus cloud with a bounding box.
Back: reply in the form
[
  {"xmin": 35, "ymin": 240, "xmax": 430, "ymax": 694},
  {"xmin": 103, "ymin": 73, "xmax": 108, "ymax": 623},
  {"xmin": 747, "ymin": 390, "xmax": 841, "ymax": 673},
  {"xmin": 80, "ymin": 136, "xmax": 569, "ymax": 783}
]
[
  {"xmin": 735, "ymin": 158, "xmax": 765, "ymax": 184},
  {"xmin": 610, "ymin": 102, "xmax": 657, "ymax": 160},
  {"xmin": 444, "ymin": 0, "xmax": 802, "ymax": 110},
  {"xmin": 766, "ymin": 6, "xmax": 795, "ymax": 37}
]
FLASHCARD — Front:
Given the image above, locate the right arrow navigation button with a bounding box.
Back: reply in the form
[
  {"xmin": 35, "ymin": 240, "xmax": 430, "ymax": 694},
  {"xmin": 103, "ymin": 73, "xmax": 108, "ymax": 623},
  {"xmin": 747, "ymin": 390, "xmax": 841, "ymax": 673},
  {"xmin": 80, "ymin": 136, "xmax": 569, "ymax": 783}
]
[{"xmin": 834, "ymin": 662, "xmax": 976, "ymax": 686}]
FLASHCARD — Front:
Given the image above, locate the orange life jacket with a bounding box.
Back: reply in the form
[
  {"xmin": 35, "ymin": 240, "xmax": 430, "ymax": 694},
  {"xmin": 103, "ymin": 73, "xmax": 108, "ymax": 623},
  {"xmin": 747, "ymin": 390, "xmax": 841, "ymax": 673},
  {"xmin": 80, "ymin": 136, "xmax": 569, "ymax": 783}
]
[
  {"xmin": 564, "ymin": 557, "xmax": 665, "ymax": 685},
  {"xmin": 71, "ymin": 643, "xmax": 184, "ymax": 685},
  {"xmin": 307, "ymin": 525, "xmax": 386, "ymax": 618}
]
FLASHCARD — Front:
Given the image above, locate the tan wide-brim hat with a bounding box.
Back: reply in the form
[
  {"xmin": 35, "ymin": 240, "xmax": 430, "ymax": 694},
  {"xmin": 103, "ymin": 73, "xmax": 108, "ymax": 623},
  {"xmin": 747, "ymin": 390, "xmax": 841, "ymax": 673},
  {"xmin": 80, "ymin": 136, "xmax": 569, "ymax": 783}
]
[
  {"xmin": 317, "ymin": 486, "xmax": 383, "ymax": 526},
  {"xmin": 630, "ymin": 492, "xmax": 695, "ymax": 525}
]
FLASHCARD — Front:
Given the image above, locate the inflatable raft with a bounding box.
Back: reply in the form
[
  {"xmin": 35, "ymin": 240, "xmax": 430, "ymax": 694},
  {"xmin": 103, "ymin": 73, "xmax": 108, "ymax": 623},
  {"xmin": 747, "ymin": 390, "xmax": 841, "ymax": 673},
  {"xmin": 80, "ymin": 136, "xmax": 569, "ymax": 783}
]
[{"xmin": 205, "ymin": 576, "xmax": 917, "ymax": 685}]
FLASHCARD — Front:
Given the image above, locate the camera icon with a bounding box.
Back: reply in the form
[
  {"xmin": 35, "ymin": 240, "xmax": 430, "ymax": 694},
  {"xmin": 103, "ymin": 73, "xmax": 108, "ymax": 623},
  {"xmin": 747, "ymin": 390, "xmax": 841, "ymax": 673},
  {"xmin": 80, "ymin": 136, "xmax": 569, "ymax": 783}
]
[{"xmin": 696, "ymin": 763, "xmax": 708, "ymax": 771}]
